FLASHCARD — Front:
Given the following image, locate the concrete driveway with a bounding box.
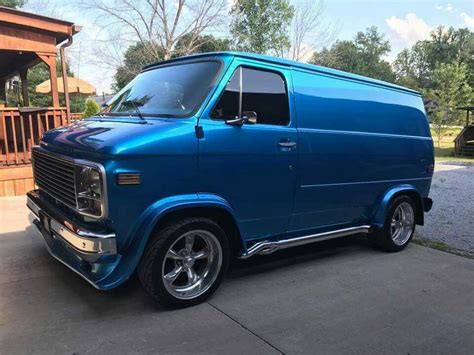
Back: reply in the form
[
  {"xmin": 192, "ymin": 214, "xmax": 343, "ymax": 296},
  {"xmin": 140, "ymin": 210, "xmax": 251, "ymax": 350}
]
[{"xmin": 1, "ymin": 197, "xmax": 473, "ymax": 354}]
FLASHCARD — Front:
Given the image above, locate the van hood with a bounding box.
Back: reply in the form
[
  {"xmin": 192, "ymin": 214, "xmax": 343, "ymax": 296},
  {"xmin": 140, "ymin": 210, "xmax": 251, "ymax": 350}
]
[{"xmin": 41, "ymin": 117, "xmax": 195, "ymax": 156}]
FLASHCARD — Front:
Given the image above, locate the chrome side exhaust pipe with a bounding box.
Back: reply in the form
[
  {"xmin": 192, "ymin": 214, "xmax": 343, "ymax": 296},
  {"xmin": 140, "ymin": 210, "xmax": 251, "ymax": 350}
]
[{"xmin": 239, "ymin": 225, "xmax": 371, "ymax": 259}]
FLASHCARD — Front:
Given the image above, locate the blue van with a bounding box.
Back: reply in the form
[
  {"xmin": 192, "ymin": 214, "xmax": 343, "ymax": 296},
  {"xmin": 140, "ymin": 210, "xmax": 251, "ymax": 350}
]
[{"xmin": 27, "ymin": 52, "xmax": 434, "ymax": 308}]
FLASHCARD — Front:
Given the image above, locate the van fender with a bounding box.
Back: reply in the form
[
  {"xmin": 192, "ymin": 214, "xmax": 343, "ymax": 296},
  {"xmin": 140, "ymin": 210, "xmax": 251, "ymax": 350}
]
[
  {"xmin": 110, "ymin": 193, "xmax": 241, "ymax": 287},
  {"xmin": 372, "ymin": 185, "xmax": 424, "ymax": 228},
  {"xmin": 135, "ymin": 193, "xmax": 239, "ymax": 245}
]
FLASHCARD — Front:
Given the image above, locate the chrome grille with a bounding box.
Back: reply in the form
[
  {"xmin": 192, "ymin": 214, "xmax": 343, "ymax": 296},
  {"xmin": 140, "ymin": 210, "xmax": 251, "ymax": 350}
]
[{"xmin": 32, "ymin": 149, "xmax": 76, "ymax": 207}]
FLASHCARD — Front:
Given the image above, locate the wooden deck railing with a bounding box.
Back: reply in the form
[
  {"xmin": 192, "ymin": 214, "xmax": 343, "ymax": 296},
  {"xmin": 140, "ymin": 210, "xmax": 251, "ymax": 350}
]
[
  {"xmin": 0, "ymin": 107, "xmax": 82, "ymax": 167},
  {"xmin": 454, "ymin": 125, "xmax": 474, "ymax": 157}
]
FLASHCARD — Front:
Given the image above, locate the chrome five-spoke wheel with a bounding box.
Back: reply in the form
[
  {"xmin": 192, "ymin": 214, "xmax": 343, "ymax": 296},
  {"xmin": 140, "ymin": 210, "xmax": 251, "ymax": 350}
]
[
  {"xmin": 390, "ymin": 201, "xmax": 414, "ymax": 246},
  {"xmin": 162, "ymin": 230, "xmax": 223, "ymax": 300},
  {"xmin": 368, "ymin": 195, "xmax": 416, "ymax": 252},
  {"xmin": 138, "ymin": 218, "xmax": 229, "ymax": 308}
]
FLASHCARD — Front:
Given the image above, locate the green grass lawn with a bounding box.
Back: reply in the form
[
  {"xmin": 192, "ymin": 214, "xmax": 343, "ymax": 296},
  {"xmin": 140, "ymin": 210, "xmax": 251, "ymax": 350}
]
[{"xmin": 431, "ymin": 127, "xmax": 474, "ymax": 163}]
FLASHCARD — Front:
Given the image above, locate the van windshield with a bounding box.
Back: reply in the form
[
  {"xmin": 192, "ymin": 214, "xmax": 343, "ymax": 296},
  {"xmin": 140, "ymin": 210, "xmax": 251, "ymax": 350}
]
[{"xmin": 101, "ymin": 61, "xmax": 221, "ymax": 118}]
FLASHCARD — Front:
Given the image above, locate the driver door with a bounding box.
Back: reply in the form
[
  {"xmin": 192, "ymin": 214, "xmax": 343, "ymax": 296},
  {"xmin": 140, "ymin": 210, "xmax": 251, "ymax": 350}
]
[{"xmin": 198, "ymin": 61, "xmax": 297, "ymax": 241}]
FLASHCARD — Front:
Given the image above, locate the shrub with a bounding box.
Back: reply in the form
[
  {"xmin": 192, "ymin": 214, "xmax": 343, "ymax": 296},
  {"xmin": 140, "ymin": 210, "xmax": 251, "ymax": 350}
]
[{"xmin": 83, "ymin": 98, "xmax": 100, "ymax": 118}]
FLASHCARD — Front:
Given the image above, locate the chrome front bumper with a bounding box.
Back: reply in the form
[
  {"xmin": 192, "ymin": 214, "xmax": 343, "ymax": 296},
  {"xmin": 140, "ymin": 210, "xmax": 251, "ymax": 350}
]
[{"xmin": 27, "ymin": 191, "xmax": 116, "ymax": 256}]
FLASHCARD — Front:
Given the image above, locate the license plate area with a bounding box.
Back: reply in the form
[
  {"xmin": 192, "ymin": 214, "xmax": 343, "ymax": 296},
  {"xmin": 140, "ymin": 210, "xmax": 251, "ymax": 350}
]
[
  {"xmin": 38, "ymin": 211, "xmax": 55, "ymax": 246},
  {"xmin": 39, "ymin": 211, "xmax": 50, "ymax": 233}
]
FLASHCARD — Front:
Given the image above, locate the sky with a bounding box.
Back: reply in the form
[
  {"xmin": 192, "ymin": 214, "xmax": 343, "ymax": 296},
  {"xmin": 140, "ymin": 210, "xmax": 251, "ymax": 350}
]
[
  {"xmin": 323, "ymin": 0, "xmax": 474, "ymax": 61},
  {"xmin": 22, "ymin": 0, "xmax": 474, "ymax": 95}
]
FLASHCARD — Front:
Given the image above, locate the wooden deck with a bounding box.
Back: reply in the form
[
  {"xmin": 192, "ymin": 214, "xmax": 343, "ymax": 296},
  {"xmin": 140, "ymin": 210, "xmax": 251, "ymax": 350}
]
[
  {"xmin": 0, "ymin": 108, "xmax": 81, "ymax": 196},
  {"xmin": 454, "ymin": 126, "xmax": 474, "ymax": 157},
  {"xmin": 0, "ymin": 107, "xmax": 66, "ymax": 166},
  {"xmin": 0, "ymin": 6, "xmax": 82, "ymax": 196},
  {"xmin": 0, "ymin": 165, "xmax": 34, "ymax": 196}
]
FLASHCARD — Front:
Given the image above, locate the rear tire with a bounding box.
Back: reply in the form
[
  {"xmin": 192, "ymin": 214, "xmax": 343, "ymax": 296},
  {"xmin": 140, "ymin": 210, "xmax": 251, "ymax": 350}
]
[
  {"xmin": 369, "ymin": 195, "xmax": 416, "ymax": 252},
  {"xmin": 138, "ymin": 217, "xmax": 229, "ymax": 308}
]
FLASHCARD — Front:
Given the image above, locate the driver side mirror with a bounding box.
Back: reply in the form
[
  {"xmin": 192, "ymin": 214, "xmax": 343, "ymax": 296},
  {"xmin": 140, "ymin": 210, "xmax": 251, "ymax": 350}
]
[{"xmin": 225, "ymin": 111, "xmax": 257, "ymax": 126}]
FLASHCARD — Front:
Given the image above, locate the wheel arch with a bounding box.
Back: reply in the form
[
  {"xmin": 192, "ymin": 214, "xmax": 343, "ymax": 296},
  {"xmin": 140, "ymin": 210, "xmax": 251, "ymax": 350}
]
[
  {"xmin": 148, "ymin": 205, "xmax": 244, "ymax": 256},
  {"xmin": 130, "ymin": 193, "xmax": 245, "ymax": 264},
  {"xmin": 372, "ymin": 185, "xmax": 424, "ymax": 228},
  {"xmin": 100, "ymin": 194, "xmax": 244, "ymax": 290}
]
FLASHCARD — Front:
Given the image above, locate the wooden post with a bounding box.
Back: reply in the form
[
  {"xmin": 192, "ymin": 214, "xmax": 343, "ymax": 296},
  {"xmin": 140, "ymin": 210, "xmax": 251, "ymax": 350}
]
[
  {"xmin": 60, "ymin": 39, "xmax": 72, "ymax": 122},
  {"xmin": 0, "ymin": 79, "xmax": 6, "ymax": 102},
  {"xmin": 37, "ymin": 53, "xmax": 59, "ymax": 107},
  {"xmin": 19, "ymin": 68, "xmax": 29, "ymax": 107},
  {"xmin": 49, "ymin": 57, "xmax": 59, "ymax": 108}
]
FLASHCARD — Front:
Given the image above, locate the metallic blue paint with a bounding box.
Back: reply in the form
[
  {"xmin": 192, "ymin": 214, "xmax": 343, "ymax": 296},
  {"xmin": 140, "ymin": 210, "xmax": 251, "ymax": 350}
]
[
  {"xmin": 372, "ymin": 185, "xmax": 424, "ymax": 228},
  {"xmin": 31, "ymin": 52, "xmax": 433, "ymax": 289}
]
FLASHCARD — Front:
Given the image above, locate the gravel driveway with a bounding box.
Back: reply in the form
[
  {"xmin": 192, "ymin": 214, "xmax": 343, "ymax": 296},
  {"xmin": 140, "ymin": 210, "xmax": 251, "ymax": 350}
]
[{"xmin": 415, "ymin": 162, "xmax": 474, "ymax": 258}]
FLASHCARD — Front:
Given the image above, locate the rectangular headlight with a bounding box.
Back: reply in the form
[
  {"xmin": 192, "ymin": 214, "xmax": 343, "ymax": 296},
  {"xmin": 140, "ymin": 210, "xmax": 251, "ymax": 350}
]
[{"xmin": 74, "ymin": 164, "xmax": 104, "ymax": 218}]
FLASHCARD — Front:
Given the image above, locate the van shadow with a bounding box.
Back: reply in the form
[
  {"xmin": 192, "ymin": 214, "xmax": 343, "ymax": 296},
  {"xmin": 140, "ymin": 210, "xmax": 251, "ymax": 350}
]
[
  {"xmin": 3, "ymin": 222, "xmax": 374, "ymax": 315},
  {"xmin": 94, "ymin": 234, "xmax": 373, "ymax": 313},
  {"xmin": 109, "ymin": 234, "xmax": 373, "ymax": 301},
  {"xmin": 227, "ymin": 234, "xmax": 372, "ymax": 279}
]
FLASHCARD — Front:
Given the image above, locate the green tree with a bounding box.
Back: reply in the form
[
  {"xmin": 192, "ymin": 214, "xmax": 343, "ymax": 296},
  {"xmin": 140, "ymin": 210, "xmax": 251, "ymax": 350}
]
[
  {"xmin": 25, "ymin": 58, "xmax": 86, "ymax": 112},
  {"xmin": 230, "ymin": 0, "xmax": 294, "ymax": 55},
  {"xmin": 27, "ymin": 62, "xmax": 59, "ymax": 108},
  {"xmin": 394, "ymin": 27, "xmax": 474, "ymax": 89},
  {"xmin": 113, "ymin": 41, "xmax": 165, "ymax": 92},
  {"xmin": 113, "ymin": 35, "xmax": 231, "ymax": 92},
  {"xmin": 82, "ymin": 98, "xmax": 100, "ymax": 118},
  {"xmin": 7, "ymin": 58, "xmax": 85, "ymax": 112},
  {"xmin": 424, "ymin": 63, "xmax": 473, "ymax": 147},
  {"xmin": 0, "ymin": 0, "xmax": 27, "ymax": 8},
  {"xmin": 311, "ymin": 26, "xmax": 395, "ymax": 82},
  {"xmin": 393, "ymin": 43, "xmax": 432, "ymax": 90},
  {"xmin": 428, "ymin": 27, "xmax": 474, "ymax": 87},
  {"xmin": 174, "ymin": 34, "xmax": 231, "ymax": 56}
]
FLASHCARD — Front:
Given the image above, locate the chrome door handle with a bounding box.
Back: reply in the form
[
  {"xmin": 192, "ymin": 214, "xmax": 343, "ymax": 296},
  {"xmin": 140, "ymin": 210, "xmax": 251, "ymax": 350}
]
[{"xmin": 278, "ymin": 141, "xmax": 297, "ymax": 148}]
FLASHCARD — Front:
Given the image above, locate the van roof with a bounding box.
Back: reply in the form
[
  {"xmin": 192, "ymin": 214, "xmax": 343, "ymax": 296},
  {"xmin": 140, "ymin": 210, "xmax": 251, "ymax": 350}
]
[{"xmin": 144, "ymin": 51, "xmax": 420, "ymax": 96}]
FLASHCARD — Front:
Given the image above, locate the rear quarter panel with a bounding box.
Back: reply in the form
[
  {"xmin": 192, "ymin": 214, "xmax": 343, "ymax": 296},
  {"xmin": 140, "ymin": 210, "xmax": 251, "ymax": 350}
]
[{"xmin": 291, "ymin": 68, "xmax": 434, "ymax": 231}]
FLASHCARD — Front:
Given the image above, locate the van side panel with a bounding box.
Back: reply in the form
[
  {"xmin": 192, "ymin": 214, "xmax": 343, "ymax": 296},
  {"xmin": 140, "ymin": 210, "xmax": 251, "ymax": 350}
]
[{"xmin": 291, "ymin": 69, "xmax": 433, "ymax": 232}]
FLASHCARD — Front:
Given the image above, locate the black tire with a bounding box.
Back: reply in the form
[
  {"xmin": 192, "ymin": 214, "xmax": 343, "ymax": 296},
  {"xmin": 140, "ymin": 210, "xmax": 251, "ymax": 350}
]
[
  {"xmin": 369, "ymin": 195, "xmax": 416, "ymax": 252},
  {"xmin": 138, "ymin": 217, "xmax": 230, "ymax": 309}
]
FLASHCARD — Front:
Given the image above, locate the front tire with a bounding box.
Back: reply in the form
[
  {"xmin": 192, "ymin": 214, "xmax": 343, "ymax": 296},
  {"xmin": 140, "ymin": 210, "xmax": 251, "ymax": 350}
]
[
  {"xmin": 369, "ymin": 195, "xmax": 416, "ymax": 252},
  {"xmin": 138, "ymin": 217, "xmax": 229, "ymax": 308}
]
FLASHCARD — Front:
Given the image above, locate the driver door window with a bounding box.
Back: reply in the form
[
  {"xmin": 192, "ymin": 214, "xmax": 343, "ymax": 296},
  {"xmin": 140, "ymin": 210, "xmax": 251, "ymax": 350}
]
[{"xmin": 211, "ymin": 67, "xmax": 290, "ymax": 126}]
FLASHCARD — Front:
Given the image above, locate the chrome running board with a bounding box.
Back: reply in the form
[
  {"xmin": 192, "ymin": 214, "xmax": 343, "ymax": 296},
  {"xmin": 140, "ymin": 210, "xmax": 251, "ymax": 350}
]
[{"xmin": 239, "ymin": 225, "xmax": 371, "ymax": 259}]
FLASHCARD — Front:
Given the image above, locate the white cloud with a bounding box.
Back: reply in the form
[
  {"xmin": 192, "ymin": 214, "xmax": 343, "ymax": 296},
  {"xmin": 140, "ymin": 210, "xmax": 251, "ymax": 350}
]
[
  {"xmin": 385, "ymin": 13, "xmax": 432, "ymax": 47},
  {"xmin": 460, "ymin": 12, "xmax": 474, "ymax": 29},
  {"xmin": 293, "ymin": 43, "xmax": 315, "ymax": 63},
  {"xmin": 435, "ymin": 3, "xmax": 474, "ymax": 30},
  {"xmin": 436, "ymin": 3, "xmax": 455, "ymax": 12}
]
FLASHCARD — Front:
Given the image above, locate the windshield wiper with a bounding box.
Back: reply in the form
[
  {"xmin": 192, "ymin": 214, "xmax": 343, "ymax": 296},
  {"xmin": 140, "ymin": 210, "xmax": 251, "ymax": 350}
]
[{"xmin": 122, "ymin": 99, "xmax": 145, "ymax": 121}]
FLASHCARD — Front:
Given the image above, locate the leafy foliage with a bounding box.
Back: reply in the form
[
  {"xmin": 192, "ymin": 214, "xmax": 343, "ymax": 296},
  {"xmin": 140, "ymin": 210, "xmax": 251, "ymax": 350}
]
[
  {"xmin": 230, "ymin": 0, "xmax": 294, "ymax": 55},
  {"xmin": 310, "ymin": 27, "xmax": 395, "ymax": 83},
  {"xmin": 6, "ymin": 58, "xmax": 85, "ymax": 112},
  {"xmin": 27, "ymin": 62, "xmax": 58, "ymax": 108},
  {"xmin": 0, "ymin": 0, "xmax": 26, "ymax": 8},
  {"xmin": 424, "ymin": 63, "xmax": 473, "ymax": 146},
  {"xmin": 113, "ymin": 35, "xmax": 231, "ymax": 92},
  {"xmin": 394, "ymin": 27, "xmax": 474, "ymax": 90},
  {"xmin": 394, "ymin": 27, "xmax": 474, "ymax": 144},
  {"xmin": 112, "ymin": 41, "xmax": 162, "ymax": 92},
  {"xmin": 174, "ymin": 34, "xmax": 231, "ymax": 57},
  {"xmin": 23, "ymin": 59, "xmax": 86, "ymax": 113},
  {"xmin": 83, "ymin": 98, "xmax": 100, "ymax": 118}
]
